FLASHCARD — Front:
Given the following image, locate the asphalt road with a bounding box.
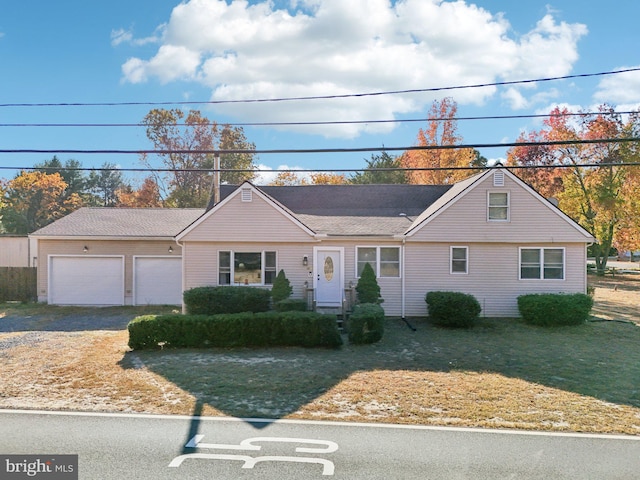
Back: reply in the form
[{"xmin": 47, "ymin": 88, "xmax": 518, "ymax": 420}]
[{"xmin": 0, "ymin": 410, "xmax": 638, "ymax": 479}]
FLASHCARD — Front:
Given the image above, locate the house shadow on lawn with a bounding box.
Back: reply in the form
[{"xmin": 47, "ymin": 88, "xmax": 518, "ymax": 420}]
[{"xmin": 118, "ymin": 315, "xmax": 640, "ymax": 438}]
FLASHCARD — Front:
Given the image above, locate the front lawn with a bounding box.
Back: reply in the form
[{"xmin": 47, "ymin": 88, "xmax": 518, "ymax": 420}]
[{"xmin": 0, "ymin": 276, "xmax": 638, "ymax": 434}]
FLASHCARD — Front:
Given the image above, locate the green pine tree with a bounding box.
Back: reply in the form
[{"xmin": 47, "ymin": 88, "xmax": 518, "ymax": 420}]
[
  {"xmin": 356, "ymin": 262, "xmax": 383, "ymax": 304},
  {"xmin": 271, "ymin": 269, "xmax": 293, "ymax": 303}
]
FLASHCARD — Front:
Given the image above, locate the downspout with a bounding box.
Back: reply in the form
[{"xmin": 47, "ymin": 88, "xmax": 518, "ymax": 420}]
[
  {"xmin": 401, "ymin": 237, "xmax": 416, "ymax": 331},
  {"xmin": 175, "ymin": 238, "xmax": 186, "ymax": 314}
]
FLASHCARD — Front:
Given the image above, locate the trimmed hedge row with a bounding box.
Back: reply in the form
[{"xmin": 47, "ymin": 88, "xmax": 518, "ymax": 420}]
[
  {"xmin": 348, "ymin": 303, "xmax": 385, "ymax": 344},
  {"xmin": 128, "ymin": 311, "xmax": 342, "ymax": 350},
  {"xmin": 425, "ymin": 291, "xmax": 481, "ymax": 328},
  {"xmin": 274, "ymin": 298, "xmax": 307, "ymax": 312},
  {"xmin": 183, "ymin": 286, "xmax": 271, "ymax": 315},
  {"xmin": 517, "ymin": 293, "xmax": 593, "ymax": 326}
]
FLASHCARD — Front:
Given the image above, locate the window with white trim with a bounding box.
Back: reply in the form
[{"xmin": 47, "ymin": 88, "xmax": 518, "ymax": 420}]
[
  {"xmin": 219, "ymin": 251, "xmax": 277, "ymax": 285},
  {"xmin": 450, "ymin": 246, "xmax": 468, "ymax": 274},
  {"xmin": 519, "ymin": 248, "xmax": 564, "ymax": 280},
  {"xmin": 356, "ymin": 246, "xmax": 400, "ymax": 278},
  {"xmin": 488, "ymin": 191, "xmax": 509, "ymax": 221}
]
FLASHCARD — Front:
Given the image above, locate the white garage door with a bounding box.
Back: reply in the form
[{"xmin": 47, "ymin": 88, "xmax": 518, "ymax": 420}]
[
  {"xmin": 49, "ymin": 256, "xmax": 124, "ymax": 305},
  {"xmin": 134, "ymin": 256, "xmax": 182, "ymax": 305}
]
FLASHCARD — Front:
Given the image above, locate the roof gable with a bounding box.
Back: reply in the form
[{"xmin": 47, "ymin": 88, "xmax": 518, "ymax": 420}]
[
  {"xmin": 405, "ymin": 168, "xmax": 595, "ymax": 242},
  {"xmin": 177, "ymin": 182, "xmax": 316, "ymax": 241}
]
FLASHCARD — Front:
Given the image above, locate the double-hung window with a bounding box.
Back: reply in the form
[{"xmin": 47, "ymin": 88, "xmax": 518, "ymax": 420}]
[
  {"xmin": 219, "ymin": 251, "xmax": 277, "ymax": 285},
  {"xmin": 356, "ymin": 246, "xmax": 400, "ymax": 278},
  {"xmin": 519, "ymin": 248, "xmax": 564, "ymax": 280},
  {"xmin": 488, "ymin": 192, "xmax": 509, "ymax": 221},
  {"xmin": 450, "ymin": 246, "xmax": 468, "ymax": 274}
]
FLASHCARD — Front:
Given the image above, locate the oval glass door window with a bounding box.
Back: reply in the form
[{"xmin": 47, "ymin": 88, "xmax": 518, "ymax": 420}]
[{"xmin": 324, "ymin": 256, "xmax": 334, "ymax": 281}]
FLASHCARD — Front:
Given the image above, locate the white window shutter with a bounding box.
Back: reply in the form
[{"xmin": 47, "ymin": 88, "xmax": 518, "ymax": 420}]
[{"xmin": 493, "ymin": 171, "xmax": 504, "ymax": 187}]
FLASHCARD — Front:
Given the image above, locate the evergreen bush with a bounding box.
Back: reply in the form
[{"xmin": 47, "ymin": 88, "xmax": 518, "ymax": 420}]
[
  {"xmin": 425, "ymin": 291, "xmax": 481, "ymax": 328},
  {"xmin": 356, "ymin": 262, "xmax": 382, "ymax": 304},
  {"xmin": 348, "ymin": 303, "xmax": 385, "ymax": 344},
  {"xmin": 517, "ymin": 293, "xmax": 593, "ymax": 326},
  {"xmin": 274, "ymin": 298, "xmax": 307, "ymax": 312},
  {"xmin": 183, "ymin": 286, "xmax": 271, "ymax": 315},
  {"xmin": 271, "ymin": 269, "xmax": 293, "ymax": 303},
  {"xmin": 127, "ymin": 311, "xmax": 343, "ymax": 350}
]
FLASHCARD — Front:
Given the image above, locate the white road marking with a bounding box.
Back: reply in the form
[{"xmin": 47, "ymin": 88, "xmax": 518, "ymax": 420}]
[
  {"xmin": 171, "ymin": 435, "xmax": 339, "ymax": 475},
  {"xmin": 169, "ymin": 453, "xmax": 335, "ymax": 475},
  {"xmin": 186, "ymin": 434, "xmax": 339, "ymax": 453}
]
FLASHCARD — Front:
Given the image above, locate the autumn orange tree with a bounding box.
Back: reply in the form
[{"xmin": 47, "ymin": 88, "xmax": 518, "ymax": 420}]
[
  {"xmin": 0, "ymin": 171, "xmax": 82, "ymax": 234},
  {"xmin": 400, "ymin": 97, "xmax": 477, "ymax": 184},
  {"xmin": 508, "ymin": 105, "xmax": 640, "ymax": 274},
  {"xmin": 116, "ymin": 176, "xmax": 163, "ymax": 207}
]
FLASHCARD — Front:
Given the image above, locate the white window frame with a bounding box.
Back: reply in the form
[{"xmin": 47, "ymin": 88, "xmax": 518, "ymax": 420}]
[
  {"xmin": 218, "ymin": 250, "xmax": 277, "ymax": 286},
  {"xmin": 519, "ymin": 247, "xmax": 565, "ymax": 280},
  {"xmin": 488, "ymin": 191, "xmax": 510, "ymax": 222},
  {"xmin": 356, "ymin": 246, "xmax": 401, "ymax": 278},
  {"xmin": 450, "ymin": 246, "xmax": 468, "ymax": 274}
]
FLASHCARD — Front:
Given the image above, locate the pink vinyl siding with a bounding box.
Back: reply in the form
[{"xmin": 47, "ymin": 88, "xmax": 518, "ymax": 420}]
[
  {"xmin": 409, "ymin": 174, "xmax": 593, "ymax": 243},
  {"xmin": 179, "ymin": 190, "xmax": 315, "ymax": 243},
  {"xmin": 36, "ymin": 239, "xmax": 181, "ymax": 304},
  {"xmin": 403, "ymin": 242, "xmax": 588, "ymax": 317}
]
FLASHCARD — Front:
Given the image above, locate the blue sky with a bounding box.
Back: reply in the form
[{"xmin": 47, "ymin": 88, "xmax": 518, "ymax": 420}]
[{"xmin": 2, "ymin": 0, "xmax": 640, "ymax": 185}]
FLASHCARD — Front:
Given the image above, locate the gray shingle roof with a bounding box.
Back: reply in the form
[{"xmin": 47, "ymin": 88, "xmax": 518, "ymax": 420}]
[
  {"xmin": 217, "ymin": 183, "xmax": 455, "ymax": 236},
  {"xmin": 31, "ymin": 207, "xmax": 205, "ymax": 237},
  {"xmin": 220, "ymin": 183, "xmax": 452, "ymax": 217}
]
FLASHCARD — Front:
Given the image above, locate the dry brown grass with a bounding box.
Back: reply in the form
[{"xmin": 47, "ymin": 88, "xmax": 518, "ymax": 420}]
[{"xmin": 1, "ymin": 277, "xmax": 639, "ymax": 435}]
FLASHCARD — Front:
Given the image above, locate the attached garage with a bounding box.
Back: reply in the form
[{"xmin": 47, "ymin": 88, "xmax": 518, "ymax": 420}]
[
  {"xmin": 49, "ymin": 256, "xmax": 124, "ymax": 305},
  {"xmin": 133, "ymin": 256, "xmax": 182, "ymax": 305}
]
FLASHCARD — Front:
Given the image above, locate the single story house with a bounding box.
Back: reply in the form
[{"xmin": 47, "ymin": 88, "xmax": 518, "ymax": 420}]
[{"xmin": 31, "ymin": 167, "xmax": 595, "ymax": 317}]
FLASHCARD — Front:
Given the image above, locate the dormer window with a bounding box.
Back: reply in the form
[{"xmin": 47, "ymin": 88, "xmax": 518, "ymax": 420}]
[{"xmin": 488, "ymin": 192, "xmax": 509, "ymax": 221}]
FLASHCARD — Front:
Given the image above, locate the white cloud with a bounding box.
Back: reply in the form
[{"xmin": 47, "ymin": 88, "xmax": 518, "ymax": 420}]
[
  {"xmin": 111, "ymin": 28, "xmax": 133, "ymax": 47},
  {"xmin": 594, "ymin": 66, "xmax": 640, "ymax": 105},
  {"xmin": 253, "ymin": 163, "xmax": 311, "ymax": 185},
  {"xmin": 111, "ymin": 26, "xmax": 164, "ymax": 47},
  {"xmin": 120, "ymin": 0, "xmax": 587, "ymax": 137}
]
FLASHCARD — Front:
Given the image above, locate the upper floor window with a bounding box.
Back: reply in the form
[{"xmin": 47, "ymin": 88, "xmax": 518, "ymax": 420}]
[
  {"xmin": 520, "ymin": 248, "xmax": 564, "ymax": 280},
  {"xmin": 356, "ymin": 246, "xmax": 400, "ymax": 278},
  {"xmin": 488, "ymin": 192, "xmax": 509, "ymax": 221},
  {"xmin": 219, "ymin": 250, "xmax": 276, "ymax": 285}
]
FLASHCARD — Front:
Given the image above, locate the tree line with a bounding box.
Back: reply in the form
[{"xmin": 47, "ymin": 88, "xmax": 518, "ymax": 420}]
[{"xmin": 1, "ymin": 99, "xmax": 639, "ymax": 274}]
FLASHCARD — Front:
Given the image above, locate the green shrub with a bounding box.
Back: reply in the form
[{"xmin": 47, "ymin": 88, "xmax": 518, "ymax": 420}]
[
  {"xmin": 425, "ymin": 291, "xmax": 481, "ymax": 328},
  {"xmin": 517, "ymin": 293, "xmax": 593, "ymax": 326},
  {"xmin": 356, "ymin": 262, "xmax": 382, "ymax": 304},
  {"xmin": 271, "ymin": 269, "xmax": 293, "ymax": 303},
  {"xmin": 274, "ymin": 298, "xmax": 307, "ymax": 312},
  {"xmin": 183, "ymin": 286, "xmax": 271, "ymax": 315},
  {"xmin": 348, "ymin": 303, "xmax": 385, "ymax": 344},
  {"xmin": 127, "ymin": 311, "xmax": 342, "ymax": 350}
]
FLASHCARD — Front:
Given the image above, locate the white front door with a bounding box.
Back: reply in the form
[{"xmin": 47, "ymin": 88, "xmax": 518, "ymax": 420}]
[{"xmin": 315, "ymin": 249, "xmax": 343, "ymax": 307}]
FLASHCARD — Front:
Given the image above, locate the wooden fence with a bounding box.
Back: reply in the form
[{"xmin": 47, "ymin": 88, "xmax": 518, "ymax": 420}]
[{"xmin": 0, "ymin": 267, "xmax": 37, "ymax": 302}]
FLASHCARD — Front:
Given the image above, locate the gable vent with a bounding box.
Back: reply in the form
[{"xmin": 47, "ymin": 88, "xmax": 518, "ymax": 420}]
[
  {"xmin": 241, "ymin": 188, "xmax": 253, "ymax": 202},
  {"xmin": 493, "ymin": 171, "xmax": 505, "ymax": 187}
]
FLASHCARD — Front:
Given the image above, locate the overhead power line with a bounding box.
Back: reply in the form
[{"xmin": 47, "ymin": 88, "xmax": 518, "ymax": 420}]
[
  {"xmin": 2, "ymin": 162, "xmax": 640, "ymax": 174},
  {"xmin": 0, "ymin": 110, "xmax": 637, "ymax": 129},
  {"xmin": 1, "ymin": 68, "xmax": 638, "ymax": 108},
  {"xmin": 0, "ymin": 137, "xmax": 638, "ymax": 156}
]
